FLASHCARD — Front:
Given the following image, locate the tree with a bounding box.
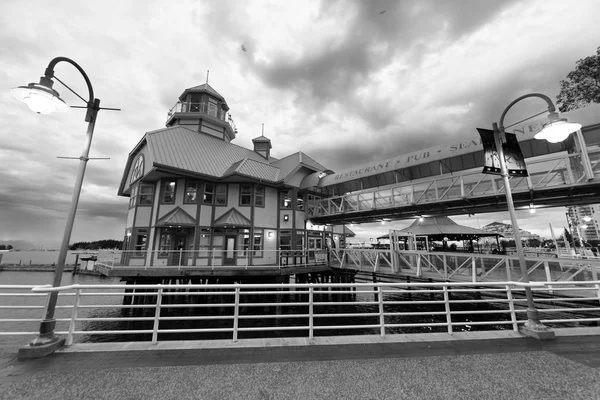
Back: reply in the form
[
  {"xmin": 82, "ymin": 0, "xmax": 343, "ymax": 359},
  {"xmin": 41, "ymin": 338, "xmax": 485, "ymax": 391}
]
[{"xmin": 556, "ymin": 46, "xmax": 600, "ymax": 112}]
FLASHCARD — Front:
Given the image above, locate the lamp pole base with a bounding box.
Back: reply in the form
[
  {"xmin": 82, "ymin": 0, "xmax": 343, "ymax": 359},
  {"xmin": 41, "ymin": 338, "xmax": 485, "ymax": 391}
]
[
  {"xmin": 18, "ymin": 337, "xmax": 65, "ymax": 359},
  {"xmin": 18, "ymin": 318, "xmax": 66, "ymax": 359},
  {"xmin": 519, "ymin": 309, "xmax": 556, "ymax": 340}
]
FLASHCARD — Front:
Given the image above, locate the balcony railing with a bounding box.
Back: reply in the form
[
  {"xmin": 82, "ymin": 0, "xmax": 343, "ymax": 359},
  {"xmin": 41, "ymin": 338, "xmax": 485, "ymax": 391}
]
[{"xmin": 166, "ymin": 101, "xmax": 237, "ymax": 132}]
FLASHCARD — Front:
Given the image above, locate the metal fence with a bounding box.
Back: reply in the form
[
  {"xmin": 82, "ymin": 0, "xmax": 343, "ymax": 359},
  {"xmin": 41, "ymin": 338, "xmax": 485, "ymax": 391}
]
[
  {"xmin": 2, "ymin": 281, "xmax": 599, "ymax": 347},
  {"xmin": 330, "ymin": 248, "xmax": 600, "ymax": 284}
]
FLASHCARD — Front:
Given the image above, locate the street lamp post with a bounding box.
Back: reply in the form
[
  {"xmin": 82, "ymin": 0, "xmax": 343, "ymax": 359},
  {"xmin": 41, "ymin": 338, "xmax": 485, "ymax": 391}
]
[
  {"xmin": 493, "ymin": 93, "xmax": 582, "ymax": 339},
  {"xmin": 11, "ymin": 57, "xmax": 118, "ymax": 358}
]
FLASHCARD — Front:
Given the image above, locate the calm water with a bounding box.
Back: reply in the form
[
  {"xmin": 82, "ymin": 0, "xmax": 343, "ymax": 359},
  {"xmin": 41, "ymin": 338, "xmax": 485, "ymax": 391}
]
[{"xmin": 0, "ymin": 270, "xmax": 519, "ymax": 348}]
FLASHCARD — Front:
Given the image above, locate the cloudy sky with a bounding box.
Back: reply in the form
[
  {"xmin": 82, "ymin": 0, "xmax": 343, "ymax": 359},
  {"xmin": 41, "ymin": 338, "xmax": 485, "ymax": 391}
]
[{"xmin": 1, "ymin": 0, "xmax": 599, "ymax": 249}]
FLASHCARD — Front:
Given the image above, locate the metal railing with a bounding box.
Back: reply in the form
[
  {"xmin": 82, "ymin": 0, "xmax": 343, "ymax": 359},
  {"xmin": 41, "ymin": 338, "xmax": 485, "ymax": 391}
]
[
  {"xmin": 95, "ymin": 249, "xmax": 328, "ymax": 271},
  {"xmin": 92, "ymin": 248, "xmax": 327, "ymax": 270},
  {"xmin": 2, "ymin": 281, "xmax": 600, "ymax": 346},
  {"xmin": 166, "ymin": 101, "xmax": 235, "ymax": 126},
  {"xmin": 308, "ymin": 148, "xmax": 600, "ymax": 218},
  {"xmin": 330, "ymin": 248, "xmax": 600, "ymax": 285}
]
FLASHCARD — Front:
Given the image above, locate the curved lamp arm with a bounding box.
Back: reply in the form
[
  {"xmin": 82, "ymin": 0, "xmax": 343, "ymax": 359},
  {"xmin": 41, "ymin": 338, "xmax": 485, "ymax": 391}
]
[
  {"xmin": 498, "ymin": 93, "xmax": 556, "ymax": 132},
  {"xmin": 44, "ymin": 56, "xmax": 95, "ymax": 105}
]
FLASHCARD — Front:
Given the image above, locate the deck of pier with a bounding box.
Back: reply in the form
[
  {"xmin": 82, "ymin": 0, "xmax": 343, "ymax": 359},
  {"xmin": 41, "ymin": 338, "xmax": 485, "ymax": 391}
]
[{"xmin": 2, "ymin": 330, "xmax": 600, "ymax": 399}]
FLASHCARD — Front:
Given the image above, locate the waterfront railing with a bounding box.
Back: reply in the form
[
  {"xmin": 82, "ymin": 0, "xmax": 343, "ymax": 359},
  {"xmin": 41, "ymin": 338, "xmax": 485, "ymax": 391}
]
[
  {"xmin": 331, "ymin": 248, "xmax": 600, "ymax": 284},
  {"xmin": 2, "ymin": 281, "xmax": 600, "ymax": 346}
]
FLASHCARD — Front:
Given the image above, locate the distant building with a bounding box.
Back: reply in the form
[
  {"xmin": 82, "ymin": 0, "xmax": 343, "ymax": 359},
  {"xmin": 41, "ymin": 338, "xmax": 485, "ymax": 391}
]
[
  {"xmin": 481, "ymin": 222, "xmax": 540, "ymax": 242},
  {"xmin": 117, "ymin": 83, "xmax": 349, "ymax": 267},
  {"xmin": 566, "ymin": 205, "xmax": 600, "ymax": 244}
]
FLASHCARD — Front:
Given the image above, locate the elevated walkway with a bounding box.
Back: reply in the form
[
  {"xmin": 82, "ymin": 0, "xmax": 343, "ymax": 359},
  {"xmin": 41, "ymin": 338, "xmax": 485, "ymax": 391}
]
[{"xmin": 309, "ymin": 146, "xmax": 600, "ymax": 224}]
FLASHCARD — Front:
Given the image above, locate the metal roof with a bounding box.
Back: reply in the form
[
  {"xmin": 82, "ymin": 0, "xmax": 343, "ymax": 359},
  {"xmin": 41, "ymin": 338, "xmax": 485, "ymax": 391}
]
[
  {"xmin": 146, "ymin": 126, "xmax": 282, "ymax": 181},
  {"xmin": 179, "ymin": 83, "xmax": 226, "ymax": 102},
  {"xmin": 156, "ymin": 207, "xmax": 197, "ymax": 227},
  {"xmin": 378, "ymin": 216, "xmax": 501, "ymax": 240},
  {"xmin": 214, "ymin": 208, "xmax": 252, "ymax": 227},
  {"xmin": 272, "ymin": 152, "xmax": 327, "ymax": 182},
  {"xmin": 225, "ymin": 158, "xmax": 280, "ymax": 181}
]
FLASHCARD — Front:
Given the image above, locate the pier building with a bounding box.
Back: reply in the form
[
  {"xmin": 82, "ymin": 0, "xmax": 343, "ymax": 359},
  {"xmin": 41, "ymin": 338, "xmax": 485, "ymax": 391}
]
[{"xmin": 116, "ymin": 83, "xmax": 351, "ymax": 275}]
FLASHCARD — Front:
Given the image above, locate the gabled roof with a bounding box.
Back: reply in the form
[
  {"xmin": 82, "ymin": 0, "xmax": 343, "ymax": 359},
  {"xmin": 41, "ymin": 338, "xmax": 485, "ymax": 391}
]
[
  {"xmin": 156, "ymin": 207, "xmax": 197, "ymax": 227},
  {"xmin": 271, "ymin": 151, "xmax": 328, "ymax": 182},
  {"xmin": 222, "ymin": 158, "xmax": 280, "ymax": 181},
  {"xmin": 214, "ymin": 208, "xmax": 252, "ymax": 227},
  {"xmin": 179, "ymin": 83, "xmax": 226, "ymax": 102},
  {"xmin": 147, "ymin": 126, "xmax": 281, "ymax": 181}
]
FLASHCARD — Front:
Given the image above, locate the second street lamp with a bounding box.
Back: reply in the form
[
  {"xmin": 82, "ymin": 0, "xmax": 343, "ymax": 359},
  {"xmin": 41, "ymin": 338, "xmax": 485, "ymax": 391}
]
[
  {"xmin": 11, "ymin": 56, "xmax": 119, "ymax": 358},
  {"xmin": 492, "ymin": 93, "xmax": 582, "ymax": 339}
]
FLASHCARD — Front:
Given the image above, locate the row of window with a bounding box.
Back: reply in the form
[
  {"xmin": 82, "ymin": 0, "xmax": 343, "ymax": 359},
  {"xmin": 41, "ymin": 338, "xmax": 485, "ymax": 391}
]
[
  {"xmin": 125, "ymin": 227, "xmax": 330, "ymax": 258},
  {"xmin": 130, "ymin": 181, "xmax": 316, "ymax": 209}
]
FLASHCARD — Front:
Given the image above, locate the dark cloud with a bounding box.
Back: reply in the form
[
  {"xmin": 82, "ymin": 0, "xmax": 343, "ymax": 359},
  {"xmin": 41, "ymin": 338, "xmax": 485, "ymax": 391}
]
[{"xmin": 246, "ymin": 0, "xmax": 519, "ymax": 131}]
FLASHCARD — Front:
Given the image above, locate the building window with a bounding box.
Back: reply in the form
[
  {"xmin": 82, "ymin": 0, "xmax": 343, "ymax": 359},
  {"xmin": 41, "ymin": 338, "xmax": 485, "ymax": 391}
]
[
  {"xmin": 253, "ymin": 229, "xmax": 264, "ymax": 257},
  {"xmin": 255, "ymin": 185, "xmax": 265, "ymax": 207},
  {"xmin": 139, "ymin": 184, "xmax": 154, "ymax": 205},
  {"xmin": 129, "ymin": 185, "xmax": 138, "ymax": 208},
  {"xmin": 159, "ymin": 232, "xmax": 172, "ymax": 257},
  {"xmin": 198, "ymin": 228, "xmax": 211, "ymax": 257},
  {"xmin": 130, "ymin": 154, "xmax": 144, "ymax": 183},
  {"xmin": 134, "ymin": 228, "xmax": 148, "ymax": 256},
  {"xmin": 162, "ymin": 180, "xmax": 176, "ymax": 204},
  {"xmin": 203, "ymin": 183, "xmax": 215, "ymax": 204},
  {"xmin": 295, "ymin": 230, "xmax": 305, "ymax": 250},
  {"xmin": 296, "ymin": 192, "xmax": 304, "ymax": 211},
  {"xmin": 240, "ymin": 184, "xmax": 252, "ymax": 206},
  {"xmin": 184, "ymin": 181, "xmax": 198, "ymax": 204},
  {"xmin": 280, "ymin": 190, "xmax": 292, "ymax": 209},
  {"xmin": 279, "ymin": 230, "xmax": 292, "ymax": 251},
  {"xmin": 208, "ymin": 98, "xmax": 218, "ymax": 118},
  {"xmin": 216, "ymin": 184, "xmax": 227, "ymax": 205}
]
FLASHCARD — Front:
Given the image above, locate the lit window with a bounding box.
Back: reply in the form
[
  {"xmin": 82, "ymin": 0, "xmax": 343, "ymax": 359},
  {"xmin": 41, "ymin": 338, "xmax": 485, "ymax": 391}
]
[
  {"xmin": 280, "ymin": 190, "xmax": 292, "ymax": 209},
  {"xmin": 296, "ymin": 192, "xmax": 304, "ymax": 211},
  {"xmin": 162, "ymin": 180, "xmax": 176, "ymax": 204},
  {"xmin": 203, "ymin": 183, "xmax": 214, "ymax": 204},
  {"xmin": 184, "ymin": 181, "xmax": 198, "ymax": 203}
]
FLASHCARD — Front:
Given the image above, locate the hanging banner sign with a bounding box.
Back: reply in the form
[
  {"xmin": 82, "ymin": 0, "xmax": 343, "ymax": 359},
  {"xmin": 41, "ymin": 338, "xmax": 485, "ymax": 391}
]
[
  {"xmin": 477, "ymin": 128, "xmax": 500, "ymax": 175},
  {"xmin": 477, "ymin": 128, "xmax": 528, "ymax": 177},
  {"xmin": 503, "ymin": 132, "xmax": 528, "ymax": 177}
]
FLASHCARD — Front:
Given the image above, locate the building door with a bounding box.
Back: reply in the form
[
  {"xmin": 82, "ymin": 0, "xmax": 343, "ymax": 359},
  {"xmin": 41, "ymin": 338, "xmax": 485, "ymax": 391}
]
[
  {"xmin": 171, "ymin": 235, "xmax": 187, "ymax": 266},
  {"xmin": 307, "ymin": 237, "xmax": 322, "ymax": 262},
  {"xmin": 223, "ymin": 234, "xmax": 236, "ymax": 265}
]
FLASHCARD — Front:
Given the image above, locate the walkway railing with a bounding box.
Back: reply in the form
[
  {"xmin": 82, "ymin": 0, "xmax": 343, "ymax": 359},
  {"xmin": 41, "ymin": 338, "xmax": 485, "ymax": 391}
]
[
  {"xmin": 308, "ymin": 148, "xmax": 600, "ymax": 219},
  {"xmin": 2, "ymin": 281, "xmax": 600, "ymax": 346},
  {"xmin": 94, "ymin": 249, "xmax": 327, "ymax": 272},
  {"xmin": 330, "ymin": 248, "xmax": 600, "ymax": 285}
]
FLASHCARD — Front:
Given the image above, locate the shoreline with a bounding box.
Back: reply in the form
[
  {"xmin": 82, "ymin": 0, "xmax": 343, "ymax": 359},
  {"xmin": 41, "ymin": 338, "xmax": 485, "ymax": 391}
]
[{"xmin": 0, "ymin": 265, "xmax": 76, "ymax": 272}]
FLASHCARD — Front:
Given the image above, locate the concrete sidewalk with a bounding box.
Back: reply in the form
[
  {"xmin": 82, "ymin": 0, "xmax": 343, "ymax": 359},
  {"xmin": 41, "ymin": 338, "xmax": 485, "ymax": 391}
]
[{"xmin": 1, "ymin": 331, "xmax": 600, "ymax": 400}]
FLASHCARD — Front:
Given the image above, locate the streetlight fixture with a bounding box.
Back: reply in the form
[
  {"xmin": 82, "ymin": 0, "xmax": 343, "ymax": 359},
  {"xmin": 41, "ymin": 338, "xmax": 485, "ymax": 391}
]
[
  {"xmin": 493, "ymin": 93, "xmax": 581, "ymax": 339},
  {"xmin": 11, "ymin": 57, "xmax": 118, "ymax": 358}
]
